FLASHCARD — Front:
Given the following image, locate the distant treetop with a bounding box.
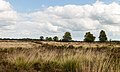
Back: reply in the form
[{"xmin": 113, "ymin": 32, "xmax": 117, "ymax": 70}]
[
  {"xmin": 62, "ymin": 32, "xmax": 72, "ymax": 42},
  {"xmin": 99, "ymin": 30, "xmax": 107, "ymax": 42},
  {"xmin": 84, "ymin": 32, "xmax": 95, "ymax": 42}
]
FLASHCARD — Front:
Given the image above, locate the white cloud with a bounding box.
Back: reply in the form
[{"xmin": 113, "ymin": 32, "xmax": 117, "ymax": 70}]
[
  {"xmin": 0, "ymin": 0, "xmax": 12, "ymax": 11},
  {"xmin": 29, "ymin": 2, "xmax": 120, "ymax": 32},
  {"xmin": 0, "ymin": 0, "xmax": 120, "ymax": 40},
  {"xmin": 0, "ymin": 0, "xmax": 15, "ymax": 20},
  {"xmin": 0, "ymin": 0, "xmax": 19, "ymax": 30}
]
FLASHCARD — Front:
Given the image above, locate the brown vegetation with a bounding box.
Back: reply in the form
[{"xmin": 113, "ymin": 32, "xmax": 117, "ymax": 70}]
[{"xmin": 0, "ymin": 40, "xmax": 119, "ymax": 72}]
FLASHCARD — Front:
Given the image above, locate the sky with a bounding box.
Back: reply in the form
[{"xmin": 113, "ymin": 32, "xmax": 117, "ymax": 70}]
[
  {"xmin": 8, "ymin": 0, "xmax": 115, "ymax": 12},
  {"xmin": 0, "ymin": 0, "xmax": 120, "ymax": 41}
]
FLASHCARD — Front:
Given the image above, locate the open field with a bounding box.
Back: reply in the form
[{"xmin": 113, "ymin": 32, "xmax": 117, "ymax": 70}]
[
  {"xmin": 41, "ymin": 41, "xmax": 120, "ymax": 48},
  {"xmin": 0, "ymin": 40, "xmax": 120, "ymax": 72},
  {"xmin": 0, "ymin": 40, "xmax": 120, "ymax": 48}
]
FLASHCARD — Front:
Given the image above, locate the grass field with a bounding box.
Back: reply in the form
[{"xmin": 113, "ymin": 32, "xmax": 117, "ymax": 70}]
[{"xmin": 0, "ymin": 40, "xmax": 119, "ymax": 72}]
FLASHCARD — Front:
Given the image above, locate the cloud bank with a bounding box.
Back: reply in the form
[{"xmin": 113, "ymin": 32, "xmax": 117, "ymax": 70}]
[{"xmin": 0, "ymin": 0, "xmax": 120, "ymax": 40}]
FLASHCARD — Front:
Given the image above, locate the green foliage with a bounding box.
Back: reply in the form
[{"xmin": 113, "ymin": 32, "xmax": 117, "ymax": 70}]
[
  {"xmin": 62, "ymin": 59, "xmax": 78, "ymax": 72},
  {"xmin": 45, "ymin": 37, "xmax": 49, "ymax": 41},
  {"xmin": 62, "ymin": 32, "xmax": 72, "ymax": 42},
  {"xmin": 46, "ymin": 37, "xmax": 52, "ymax": 41},
  {"xmin": 14, "ymin": 57, "xmax": 33, "ymax": 69},
  {"xmin": 40, "ymin": 36, "xmax": 44, "ymax": 41},
  {"xmin": 53, "ymin": 36, "xmax": 59, "ymax": 41},
  {"xmin": 99, "ymin": 30, "xmax": 107, "ymax": 42},
  {"xmin": 84, "ymin": 32, "xmax": 95, "ymax": 42}
]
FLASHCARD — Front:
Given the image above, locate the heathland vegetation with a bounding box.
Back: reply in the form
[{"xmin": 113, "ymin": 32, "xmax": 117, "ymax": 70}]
[
  {"xmin": 0, "ymin": 40, "xmax": 119, "ymax": 72},
  {"xmin": 0, "ymin": 30, "xmax": 119, "ymax": 72}
]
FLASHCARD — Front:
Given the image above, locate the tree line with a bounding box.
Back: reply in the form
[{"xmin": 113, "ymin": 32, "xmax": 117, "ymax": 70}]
[{"xmin": 40, "ymin": 30, "xmax": 108, "ymax": 42}]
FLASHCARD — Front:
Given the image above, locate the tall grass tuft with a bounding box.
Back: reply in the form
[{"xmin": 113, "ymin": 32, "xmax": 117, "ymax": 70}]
[{"xmin": 7, "ymin": 48, "xmax": 120, "ymax": 72}]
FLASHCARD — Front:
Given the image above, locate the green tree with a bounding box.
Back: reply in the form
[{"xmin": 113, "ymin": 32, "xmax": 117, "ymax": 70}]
[
  {"xmin": 45, "ymin": 37, "xmax": 49, "ymax": 41},
  {"xmin": 84, "ymin": 32, "xmax": 95, "ymax": 42},
  {"xmin": 99, "ymin": 30, "xmax": 107, "ymax": 42},
  {"xmin": 46, "ymin": 37, "xmax": 52, "ymax": 41},
  {"xmin": 62, "ymin": 32, "xmax": 72, "ymax": 42},
  {"xmin": 53, "ymin": 36, "xmax": 59, "ymax": 41},
  {"xmin": 40, "ymin": 36, "xmax": 44, "ymax": 41}
]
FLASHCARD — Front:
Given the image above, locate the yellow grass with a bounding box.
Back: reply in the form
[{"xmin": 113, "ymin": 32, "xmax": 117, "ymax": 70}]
[{"xmin": 0, "ymin": 40, "xmax": 119, "ymax": 72}]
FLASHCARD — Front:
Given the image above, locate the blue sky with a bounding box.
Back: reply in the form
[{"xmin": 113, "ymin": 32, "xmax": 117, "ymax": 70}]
[
  {"xmin": 0, "ymin": 0, "xmax": 120, "ymax": 40},
  {"xmin": 9, "ymin": 0, "xmax": 114, "ymax": 12}
]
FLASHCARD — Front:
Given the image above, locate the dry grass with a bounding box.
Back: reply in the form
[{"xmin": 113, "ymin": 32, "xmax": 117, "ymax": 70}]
[
  {"xmin": 7, "ymin": 48, "xmax": 120, "ymax": 72},
  {"xmin": 0, "ymin": 41, "xmax": 37, "ymax": 48},
  {"xmin": 0, "ymin": 40, "xmax": 119, "ymax": 72},
  {"xmin": 41, "ymin": 41, "xmax": 120, "ymax": 48}
]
